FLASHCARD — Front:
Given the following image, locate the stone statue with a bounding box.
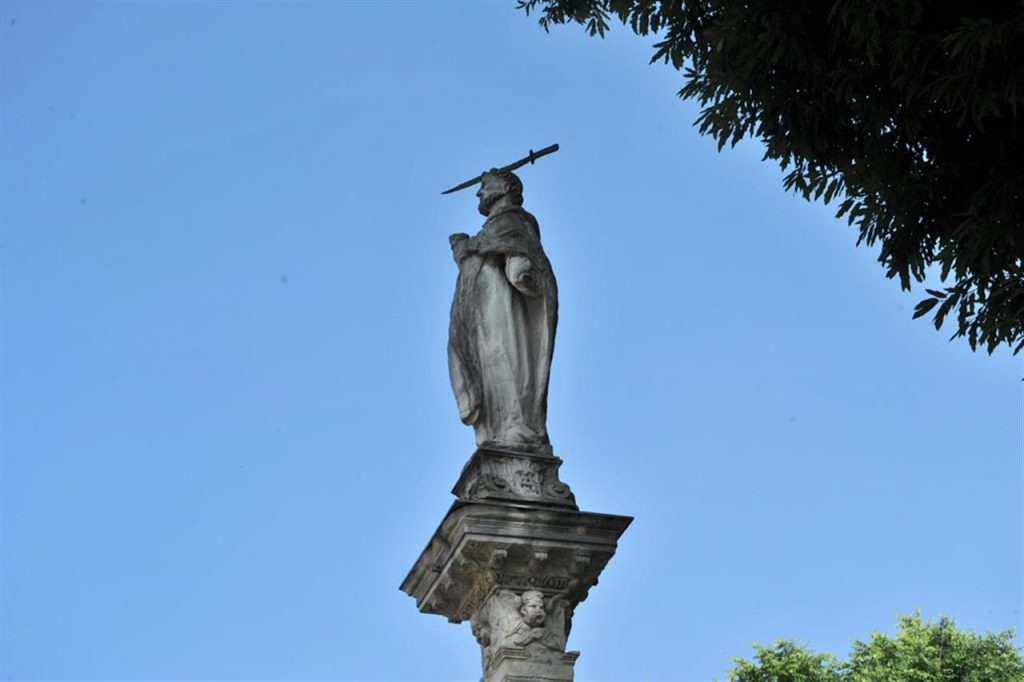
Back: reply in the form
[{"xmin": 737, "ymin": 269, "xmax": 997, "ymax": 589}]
[
  {"xmin": 448, "ymin": 169, "xmax": 558, "ymax": 454},
  {"xmin": 405, "ymin": 145, "xmax": 630, "ymax": 682}
]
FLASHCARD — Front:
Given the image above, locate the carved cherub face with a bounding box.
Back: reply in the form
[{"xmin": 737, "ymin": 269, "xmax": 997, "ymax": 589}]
[
  {"xmin": 476, "ymin": 174, "xmax": 506, "ymax": 216},
  {"xmin": 520, "ymin": 590, "xmax": 546, "ymax": 627},
  {"xmin": 471, "ymin": 619, "xmax": 491, "ymax": 646}
]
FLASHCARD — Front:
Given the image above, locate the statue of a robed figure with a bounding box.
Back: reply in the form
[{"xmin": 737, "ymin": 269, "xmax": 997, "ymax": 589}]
[
  {"xmin": 402, "ymin": 146, "xmax": 631, "ymax": 682},
  {"xmin": 447, "ymin": 168, "xmax": 557, "ymax": 454}
]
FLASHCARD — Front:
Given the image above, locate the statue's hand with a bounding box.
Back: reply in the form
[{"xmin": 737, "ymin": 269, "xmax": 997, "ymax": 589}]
[
  {"xmin": 505, "ymin": 255, "xmax": 539, "ymax": 296},
  {"xmin": 450, "ymin": 233, "xmax": 474, "ymax": 264}
]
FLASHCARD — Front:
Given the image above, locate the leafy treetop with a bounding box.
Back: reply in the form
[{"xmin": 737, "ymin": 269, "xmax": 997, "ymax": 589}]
[
  {"xmin": 726, "ymin": 613, "xmax": 1023, "ymax": 682},
  {"xmin": 518, "ymin": 0, "xmax": 1024, "ymax": 354}
]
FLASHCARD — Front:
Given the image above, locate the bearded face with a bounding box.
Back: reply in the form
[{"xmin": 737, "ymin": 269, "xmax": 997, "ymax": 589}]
[
  {"xmin": 520, "ymin": 592, "xmax": 546, "ymax": 627},
  {"xmin": 476, "ymin": 175, "xmax": 507, "ymax": 216}
]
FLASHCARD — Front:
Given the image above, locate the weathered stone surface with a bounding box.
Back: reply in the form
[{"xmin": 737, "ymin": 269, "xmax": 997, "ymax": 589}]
[
  {"xmin": 405, "ymin": 165, "xmax": 631, "ymax": 681},
  {"xmin": 453, "ymin": 446, "xmax": 577, "ymax": 510},
  {"xmin": 485, "ymin": 648, "xmax": 578, "ymax": 682},
  {"xmin": 402, "ymin": 496, "xmax": 629, "ymax": 681},
  {"xmin": 448, "ymin": 169, "xmax": 557, "ymax": 454},
  {"xmin": 471, "ymin": 589, "xmax": 572, "ymax": 679},
  {"xmin": 400, "ymin": 501, "xmax": 631, "ymax": 624}
]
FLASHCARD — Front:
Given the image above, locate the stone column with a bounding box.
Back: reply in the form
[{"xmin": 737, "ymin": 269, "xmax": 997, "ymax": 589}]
[{"xmin": 402, "ymin": 447, "xmax": 631, "ymax": 681}]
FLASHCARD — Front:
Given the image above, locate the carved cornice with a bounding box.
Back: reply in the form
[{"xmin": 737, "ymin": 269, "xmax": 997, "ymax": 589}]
[{"xmin": 400, "ymin": 500, "xmax": 632, "ymax": 623}]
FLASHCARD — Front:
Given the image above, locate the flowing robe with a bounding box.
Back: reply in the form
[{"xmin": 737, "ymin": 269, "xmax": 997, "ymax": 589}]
[{"xmin": 448, "ymin": 206, "xmax": 558, "ymax": 453}]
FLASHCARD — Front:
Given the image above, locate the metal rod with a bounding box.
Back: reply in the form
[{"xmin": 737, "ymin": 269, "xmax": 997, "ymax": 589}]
[{"xmin": 441, "ymin": 143, "xmax": 560, "ymax": 195}]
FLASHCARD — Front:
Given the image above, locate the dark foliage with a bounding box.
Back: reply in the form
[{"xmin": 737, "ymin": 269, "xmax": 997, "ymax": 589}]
[{"xmin": 518, "ymin": 0, "xmax": 1024, "ymax": 353}]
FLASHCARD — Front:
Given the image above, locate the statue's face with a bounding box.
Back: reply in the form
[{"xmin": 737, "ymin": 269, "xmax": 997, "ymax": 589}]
[
  {"xmin": 476, "ymin": 174, "xmax": 506, "ymax": 216},
  {"xmin": 521, "ymin": 595, "xmax": 546, "ymax": 627}
]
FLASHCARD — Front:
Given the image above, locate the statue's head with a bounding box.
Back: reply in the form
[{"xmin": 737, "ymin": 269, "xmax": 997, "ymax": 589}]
[
  {"xmin": 471, "ymin": 619, "xmax": 491, "ymax": 646},
  {"xmin": 519, "ymin": 590, "xmax": 546, "ymax": 627},
  {"xmin": 477, "ymin": 168, "xmax": 524, "ymax": 216}
]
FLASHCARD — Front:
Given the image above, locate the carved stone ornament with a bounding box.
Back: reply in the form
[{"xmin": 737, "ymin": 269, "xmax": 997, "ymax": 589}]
[
  {"xmin": 400, "ymin": 502, "xmax": 631, "ymax": 625},
  {"xmin": 471, "ymin": 588, "xmax": 571, "ymax": 676},
  {"xmin": 453, "ymin": 447, "xmax": 577, "ymax": 510}
]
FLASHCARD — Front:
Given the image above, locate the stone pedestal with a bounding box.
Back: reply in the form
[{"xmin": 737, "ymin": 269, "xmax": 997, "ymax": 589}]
[
  {"xmin": 402, "ymin": 446, "xmax": 631, "ymax": 681},
  {"xmin": 487, "ymin": 649, "xmax": 579, "ymax": 682}
]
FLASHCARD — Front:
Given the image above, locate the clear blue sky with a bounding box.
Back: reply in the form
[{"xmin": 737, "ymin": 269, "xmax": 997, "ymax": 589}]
[{"xmin": 1, "ymin": 2, "xmax": 1020, "ymax": 680}]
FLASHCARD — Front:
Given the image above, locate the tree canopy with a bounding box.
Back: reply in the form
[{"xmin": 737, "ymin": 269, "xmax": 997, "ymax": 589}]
[
  {"xmin": 518, "ymin": 1, "xmax": 1024, "ymax": 354},
  {"xmin": 725, "ymin": 613, "xmax": 1023, "ymax": 682}
]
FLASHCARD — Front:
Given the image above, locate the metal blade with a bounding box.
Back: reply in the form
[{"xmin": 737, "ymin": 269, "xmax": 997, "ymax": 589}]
[{"xmin": 441, "ymin": 143, "xmax": 560, "ymax": 195}]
